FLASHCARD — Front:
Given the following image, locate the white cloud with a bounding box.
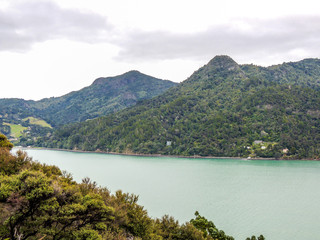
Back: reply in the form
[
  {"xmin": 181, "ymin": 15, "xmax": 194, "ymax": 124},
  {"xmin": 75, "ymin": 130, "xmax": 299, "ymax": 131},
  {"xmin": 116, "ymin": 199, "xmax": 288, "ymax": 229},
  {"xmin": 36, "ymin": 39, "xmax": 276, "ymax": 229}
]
[
  {"xmin": 2, "ymin": 1, "xmax": 320, "ymax": 63},
  {"xmin": 1, "ymin": 0, "xmax": 320, "ymax": 99},
  {"xmin": 0, "ymin": 0, "xmax": 112, "ymax": 52},
  {"xmin": 114, "ymin": 16, "xmax": 320, "ymax": 64}
]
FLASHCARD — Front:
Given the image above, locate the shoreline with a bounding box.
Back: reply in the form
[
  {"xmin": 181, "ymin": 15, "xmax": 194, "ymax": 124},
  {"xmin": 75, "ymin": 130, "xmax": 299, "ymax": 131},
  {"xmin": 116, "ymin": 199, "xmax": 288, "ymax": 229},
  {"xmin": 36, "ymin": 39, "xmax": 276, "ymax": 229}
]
[{"xmin": 13, "ymin": 146, "xmax": 319, "ymax": 161}]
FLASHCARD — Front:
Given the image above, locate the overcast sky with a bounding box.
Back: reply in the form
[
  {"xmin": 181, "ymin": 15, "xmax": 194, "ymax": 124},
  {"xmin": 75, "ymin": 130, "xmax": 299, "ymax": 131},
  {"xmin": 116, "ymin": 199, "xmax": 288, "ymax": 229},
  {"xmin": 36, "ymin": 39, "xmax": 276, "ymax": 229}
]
[{"xmin": 1, "ymin": 0, "xmax": 320, "ymax": 100}]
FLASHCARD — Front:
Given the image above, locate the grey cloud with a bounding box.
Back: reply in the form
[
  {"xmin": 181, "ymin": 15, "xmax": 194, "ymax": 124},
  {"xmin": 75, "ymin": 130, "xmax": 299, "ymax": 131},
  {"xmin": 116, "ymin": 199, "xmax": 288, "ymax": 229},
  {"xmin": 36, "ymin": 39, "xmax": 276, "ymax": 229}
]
[
  {"xmin": 2, "ymin": 2, "xmax": 319, "ymax": 64},
  {"xmin": 0, "ymin": 1, "xmax": 112, "ymax": 51},
  {"xmin": 114, "ymin": 16, "xmax": 320, "ymax": 62}
]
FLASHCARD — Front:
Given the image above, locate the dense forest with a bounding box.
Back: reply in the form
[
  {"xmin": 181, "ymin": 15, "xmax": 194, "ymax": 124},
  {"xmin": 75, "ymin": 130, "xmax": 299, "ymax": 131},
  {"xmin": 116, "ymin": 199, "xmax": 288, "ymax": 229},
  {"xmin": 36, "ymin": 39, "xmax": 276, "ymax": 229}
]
[
  {"xmin": 0, "ymin": 71, "xmax": 176, "ymax": 144},
  {"xmin": 37, "ymin": 56, "xmax": 320, "ymax": 159},
  {"xmin": 0, "ymin": 134, "xmax": 264, "ymax": 240}
]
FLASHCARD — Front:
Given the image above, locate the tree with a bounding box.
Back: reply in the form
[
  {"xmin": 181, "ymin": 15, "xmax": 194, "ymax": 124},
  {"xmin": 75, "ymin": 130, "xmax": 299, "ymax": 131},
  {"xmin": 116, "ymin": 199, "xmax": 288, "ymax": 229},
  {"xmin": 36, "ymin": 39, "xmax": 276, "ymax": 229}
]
[
  {"xmin": 190, "ymin": 211, "xmax": 234, "ymax": 240},
  {"xmin": 0, "ymin": 170, "xmax": 114, "ymax": 239},
  {"xmin": 0, "ymin": 134, "xmax": 13, "ymax": 150}
]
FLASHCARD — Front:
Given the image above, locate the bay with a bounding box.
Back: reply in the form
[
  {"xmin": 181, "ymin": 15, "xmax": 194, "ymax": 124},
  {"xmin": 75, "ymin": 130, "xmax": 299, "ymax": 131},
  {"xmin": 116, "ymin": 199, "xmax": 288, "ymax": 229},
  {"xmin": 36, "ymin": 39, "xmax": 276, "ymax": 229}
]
[{"xmin": 14, "ymin": 148, "xmax": 320, "ymax": 240}]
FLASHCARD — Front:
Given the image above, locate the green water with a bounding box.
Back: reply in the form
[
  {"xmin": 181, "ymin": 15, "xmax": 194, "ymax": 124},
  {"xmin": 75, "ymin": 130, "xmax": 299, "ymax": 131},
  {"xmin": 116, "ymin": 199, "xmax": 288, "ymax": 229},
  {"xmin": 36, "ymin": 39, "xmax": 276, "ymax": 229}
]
[{"xmin": 15, "ymin": 148, "xmax": 320, "ymax": 240}]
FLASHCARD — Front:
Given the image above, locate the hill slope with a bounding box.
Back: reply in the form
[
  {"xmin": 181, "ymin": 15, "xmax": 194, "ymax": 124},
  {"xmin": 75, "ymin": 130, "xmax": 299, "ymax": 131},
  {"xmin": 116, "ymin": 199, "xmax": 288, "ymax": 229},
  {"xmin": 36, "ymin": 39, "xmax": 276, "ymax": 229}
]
[
  {"xmin": 0, "ymin": 71, "xmax": 177, "ymax": 143},
  {"xmin": 32, "ymin": 70, "xmax": 177, "ymax": 126},
  {"xmin": 38, "ymin": 56, "xmax": 320, "ymax": 159}
]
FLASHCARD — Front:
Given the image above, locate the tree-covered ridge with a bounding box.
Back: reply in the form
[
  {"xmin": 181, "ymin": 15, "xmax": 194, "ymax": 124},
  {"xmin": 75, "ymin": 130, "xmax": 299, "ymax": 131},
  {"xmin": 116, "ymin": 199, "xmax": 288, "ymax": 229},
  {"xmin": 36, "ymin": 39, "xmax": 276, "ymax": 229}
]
[
  {"xmin": 38, "ymin": 56, "xmax": 320, "ymax": 159},
  {"xmin": 32, "ymin": 71, "xmax": 177, "ymax": 126},
  {"xmin": 0, "ymin": 135, "xmax": 264, "ymax": 239},
  {"xmin": 0, "ymin": 71, "xmax": 176, "ymax": 127},
  {"xmin": 0, "ymin": 71, "xmax": 176, "ymax": 144}
]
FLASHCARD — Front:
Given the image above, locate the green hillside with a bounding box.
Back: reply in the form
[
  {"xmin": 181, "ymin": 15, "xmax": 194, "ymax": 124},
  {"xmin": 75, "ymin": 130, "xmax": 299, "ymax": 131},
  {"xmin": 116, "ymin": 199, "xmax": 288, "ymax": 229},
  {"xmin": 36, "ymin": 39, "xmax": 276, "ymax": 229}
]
[
  {"xmin": 41, "ymin": 56, "xmax": 320, "ymax": 159},
  {"xmin": 0, "ymin": 71, "xmax": 177, "ymax": 144},
  {"xmin": 3, "ymin": 123, "xmax": 27, "ymax": 138},
  {"xmin": 23, "ymin": 117, "xmax": 52, "ymax": 128},
  {"xmin": 31, "ymin": 70, "xmax": 177, "ymax": 126}
]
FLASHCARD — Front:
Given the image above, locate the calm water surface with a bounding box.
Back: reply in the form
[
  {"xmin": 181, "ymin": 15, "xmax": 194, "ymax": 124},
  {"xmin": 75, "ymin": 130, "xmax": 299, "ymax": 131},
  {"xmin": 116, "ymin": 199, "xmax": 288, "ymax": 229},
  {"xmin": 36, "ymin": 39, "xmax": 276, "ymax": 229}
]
[{"xmin": 14, "ymin": 148, "xmax": 320, "ymax": 240}]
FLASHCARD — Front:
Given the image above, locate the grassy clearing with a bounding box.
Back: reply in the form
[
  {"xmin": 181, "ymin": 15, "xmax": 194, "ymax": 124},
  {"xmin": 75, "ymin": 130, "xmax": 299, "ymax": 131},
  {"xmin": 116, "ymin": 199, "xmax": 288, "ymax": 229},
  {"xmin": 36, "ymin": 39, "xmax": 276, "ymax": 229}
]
[
  {"xmin": 23, "ymin": 117, "xmax": 52, "ymax": 128},
  {"xmin": 3, "ymin": 123, "xmax": 28, "ymax": 138}
]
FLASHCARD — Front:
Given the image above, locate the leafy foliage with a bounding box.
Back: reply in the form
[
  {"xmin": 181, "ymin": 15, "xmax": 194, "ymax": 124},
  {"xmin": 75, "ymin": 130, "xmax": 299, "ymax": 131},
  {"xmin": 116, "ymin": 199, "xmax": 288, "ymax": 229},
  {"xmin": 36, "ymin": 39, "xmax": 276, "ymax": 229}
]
[
  {"xmin": 42, "ymin": 56, "xmax": 320, "ymax": 159},
  {"xmin": 0, "ymin": 134, "xmax": 13, "ymax": 150},
  {"xmin": 191, "ymin": 211, "xmax": 234, "ymax": 240}
]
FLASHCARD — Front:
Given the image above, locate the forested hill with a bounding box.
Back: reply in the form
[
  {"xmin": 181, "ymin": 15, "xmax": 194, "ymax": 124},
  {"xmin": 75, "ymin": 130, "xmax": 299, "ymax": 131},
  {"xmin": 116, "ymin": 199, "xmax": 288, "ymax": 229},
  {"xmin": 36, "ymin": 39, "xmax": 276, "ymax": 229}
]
[
  {"xmin": 32, "ymin": 70, "xmax": 176, "ymax": 126},
  {"xmin": 0, "ymin": 71, "xmax": 176, "ymax": 127},
  {"xmin": 39, "ymin": 56, "xmax": 320, "ymax": 159},
  {"xmin": 0, "ymin": 71, "xmax": 176, "ymax": 145}
]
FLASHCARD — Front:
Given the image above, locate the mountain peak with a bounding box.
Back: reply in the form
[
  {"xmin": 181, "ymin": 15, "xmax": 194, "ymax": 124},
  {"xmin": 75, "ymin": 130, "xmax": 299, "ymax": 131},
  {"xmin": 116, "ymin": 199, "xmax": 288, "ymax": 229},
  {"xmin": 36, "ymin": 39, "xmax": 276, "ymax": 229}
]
[
  {"xmin": 207, "ymin": 55, "xmax": 239, "ymax": 70},
  {"xmin": 122, "ymin": 70, "xmax": 143, "ymax": 77},
  {"xmin": 93, "ymin": 70, "xmax": 146, "ymax": 85},
  {"xmin": 124, "ymin": 70, "xmax": 141, "ymax": 74}
]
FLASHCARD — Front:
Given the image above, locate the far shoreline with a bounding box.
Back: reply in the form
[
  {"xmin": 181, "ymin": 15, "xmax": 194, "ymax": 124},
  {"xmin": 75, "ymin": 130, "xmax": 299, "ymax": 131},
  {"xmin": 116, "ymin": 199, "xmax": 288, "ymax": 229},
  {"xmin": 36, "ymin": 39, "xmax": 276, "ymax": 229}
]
[{"xmin": 13, "ymin": 146, "xmax": 320, "ymax": 161}]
